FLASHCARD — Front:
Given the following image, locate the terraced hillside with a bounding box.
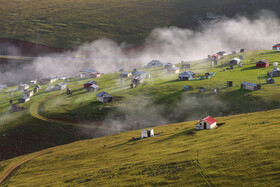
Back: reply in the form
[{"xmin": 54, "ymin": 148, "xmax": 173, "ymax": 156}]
[
  {"xmin": 0, "ymin": 0, "xmax": 280, "ymax": 48},
  {"xmin": 0, "ymin": 50, "xmax": 280, "ymax": 161},
  {"xmin": 1, "ymin": 108, "xmax": 280, "ymax": 186}
]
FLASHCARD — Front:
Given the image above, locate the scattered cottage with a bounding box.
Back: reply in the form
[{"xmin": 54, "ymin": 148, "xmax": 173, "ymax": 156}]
[
  {"xmin": 84, "ymin": 81, "xmax": 98, "ymax": 89},
  {"xmin": 131, "ymin": 77, "xmax": 144, "ymax": 87},
  {"xmin": 196, "ymin": 116, "xmax": 217, "ymax": 130},
  {"xmin": 199, "ymin": 87, "xmax": 206, "ymax": 92},
  {"xmin": 22, "ymin": 90, "xmax": 34, "ymax": 98},
  {"xmin": 147, "ymin": 60, "xmax": 163, "ymax": 68},
  {"xmin": 256, "ymin": 59, "xmax": 269, "ymax": 68},
  {"xmin": 239, "ymin": 55, "xmax": 244, "ymax": 60},
  {"xmin": 217, "ymin": 51, "xmax": 227, "ymax": 56},
  {"xmin": 79, "ymin": 69, "xmax": 101, "ymax": 78},
  {"xmin": 181, "ymin": 62, "xmax": 190, "ymax": 69},
  {"xmin": 241, "ymin": 82, "xmax": 261, "ymax": 91},
  {"xmin": 18, "ymin": 84, "xmax": 29, "ymax": 90},
  {"xmin": 212, "ymin": 54, "xmax": 220, "ymax": 61},
  {"xmin": 41, "ymin": 77, "xmax": 57, "ymax": 84},
  {"xmin": 268, "ymin": 68, "xmax": 280, "ymax": 77},
  {"xmin": 183, "ymin": 85, "xmax": 193, "ymax": 91},
  {"xmin": 266, "ymin": 78, "xmax": 275, "ymax": 84},
  {"xmin": 272, "ymin": 44, "xmax": 280, "ymax": 51},
  {"xmin": 164, "ymin": 62, "xmax": 174, "ymax": 69},
  {"xmin": 55, "ymin": 82, "xmax": 67, "ymax": 90},
  {"xmin": 141, "ymin": 129, "xmax": 154, "ymax": 138},
  {"xmin": 30, "ymin": 79, "xmax": 38, "ymax": 85},
  {"xmin": 87, "ymin": 85, "xmax": 99, "ymax": 92},
  {"xmin": 179, "ymin": 71, "xmax": 197, "ymax": 80},
  {"xmin": 89, "ymin": 72, "xmax": 101, "ymax": 78},
  {"xmin": 230, "ymin": 58, "xmax": 240, "ymax": 65},
  {"xmin": 96, "ymin": 91, "xmax": 113, "ymax": 103},
  {"xmin": 227, "ymin": 81, "xmax": 233, "ymax": 87},
  {"xmin": 18, "ymin": 96, "xmax": 30, "ymax": 103},
  {"xmin": 10, "ymin": 104, "xmax": 24, "ymax": 113},
  {"xmin": 240, "ymin": 49, "xmax": 246, "ymax": 53},
  {"xmin": 167, "ymin": 66, "xmax": 180, "ymax": 74},
  {"xmin": 232, "ymin": 51, "xmax": 236, "ymax": 54},
  {"xmin": 132, "ymin": 70, "xmax": 148, "ymax": 79},
  {"xmin": 120, "ymin": 72, "xmax": 132, "ymax": 78}
]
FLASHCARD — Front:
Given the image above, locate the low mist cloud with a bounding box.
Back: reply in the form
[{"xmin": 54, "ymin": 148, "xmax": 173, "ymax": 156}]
[{"xmin": 1, "ymin": 10, "xmax": 280, "ymax": 84}]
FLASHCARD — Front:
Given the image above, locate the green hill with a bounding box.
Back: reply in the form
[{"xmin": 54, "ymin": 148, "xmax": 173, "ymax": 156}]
[
  {"xmin": 1, "ymin": 50, "xmax": 280, "ymax": 161},
  {"xmin": 1, "ymin": 108, "xmax": 280, "ymax": 186},
  {"xmin": 0, "ymin": 0, "xmax": 280, "ymax": 48}
]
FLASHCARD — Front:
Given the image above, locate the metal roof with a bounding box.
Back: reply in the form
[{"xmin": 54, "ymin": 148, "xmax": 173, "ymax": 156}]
[
  {"xmin": 241, "ymin": 82, "xmax": 257, "ymax": 86},
  {"xmin": 96, "ymin": 91, "xmax": 112, "ymax": 97}
]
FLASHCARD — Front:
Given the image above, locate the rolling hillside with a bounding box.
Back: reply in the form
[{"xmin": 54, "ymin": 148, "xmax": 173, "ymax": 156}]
[
  {"xmin": 0, "ymin": 0, "xmax": 280, "ymax": 48},
  {"xmin": 1, "ymin": 50, "xmax": 280, "ymax": 162},
  {"xmin": 1, "ymin": 108, "xmax": 280, "ymax": 186}
]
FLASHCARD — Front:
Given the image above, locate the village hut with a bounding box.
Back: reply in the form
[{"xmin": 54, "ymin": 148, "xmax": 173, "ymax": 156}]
[
  {"xmin": 10, "ymin": 104, "xmax": 24, "ymax": 113},
  {"xmin": 164, "ymin": 62, "xmax": 174, "ymax": 69},
  {"xmin": 96, "ymin": 91, "xmax": 113, "ymax": 103},
  {"xmin": 55, "ymin": 82, "xmax": 67, "ymax": 90},
  {"xmin": 40, "ymin": 77, "xmax": 57, "ymax": 84},
  {"xmin": 217, "ymin": 51, "xmax": 227, "ymax": 56},
  {"xmin": 30, "ymin": 79, "xmax": 38, "ymax": 85},
  {"xmin": 232, "ymin": 51, "xmax": 236, "ymax": 54},
  {"xmin": 230, "ymin": 58, "xmax": 240, "ymax": 65},
  {"xmin": 227, "ymin": 81, "xmax": 233, "ymax": 87},
  {"xmin": 266, "ymin": 78, "xmax": 275, "ymax": 84},
  {"xmin": 256, "ymin": 59, "xmax": 269, "ymax": 68},
  {"xmin": 240, "ymin": 49, "xmax": 246, "ymax": 53},
  {"xmin": 199, "ymin": 87, "xmax": 206, "ymax": 92},
  {"xmin": 141, "ymin": 129, "xmax": 154, "ymax": 138},
  {"xmin": 18, "ymin": 84, "xmax": 29, "ymax": 90},
  {"xmin": 132, "ymin": 70, "xmax": 148, "ymax": 79},
  {"xmin": 195, "ymin": 116, "xmax": 217, "ymax": 130},
  {"xmin": 34, "ymin": 87, "xmax": 39, "ymax": 93},
  {"xmin": 120, "ymin": 72, "xmax": 132, "ymax": 78},
  {"xmin": 268, "ymin": 68, "xmax": 280, "ymax": 77},
  {"xmin": 87, "ymin": 85, "xmax": 99, "ymax": 92},
  {"xmin": 239, "ymin": 55, "xmax": 244, "ymax": 60},
  {"xmin": 67, "ymin": 88, "xmax": 72, "ymax": 95},
  {"xmin": 211, "ymin": 54, "xmax": 220, "ymax": 61},
  {"xmin": 241, "ymin": 82, "xmax": 261, "ymax": 91},
  {"xmin": 22, "ymin": 90, "xmax": 34, "ymax": 98},
  {"xmin": 272, "ymin": 44, "xmax": 280, "ymax": 51},
  {"xmin": 147, "ymin": 60, "xmax": 163, "ymax": 68},
  {"xmin": 181, "ymin": 63, "xmax": 190, "ymax": 69},
  {"xmin": 131, "ymin": 77, "xmax": 143, "ymax": 87},
  {"xmin": 238, "ymin": 62, "xmax": 243, "ymax": 67},
  {"xmin": 89, "ymin": 72, "xmax": 101, "ymax": 78},
  {"xmin": 179, "ymin": 71, "xmax": 196, "ymax": 81},
  {"xmin": 18, "ymin": 96, "xmax": 30, "ymax": 103},
  {"xmin": 183, "ymin": 85, "xmax": 193, "ymax": 91},
  {"xmin": 167, "ymin": 67, "xmax": 180, "ymax": 74},
  {"xmin": 84, "ymin": 81, "xmax": 97, "ymax": 89}
]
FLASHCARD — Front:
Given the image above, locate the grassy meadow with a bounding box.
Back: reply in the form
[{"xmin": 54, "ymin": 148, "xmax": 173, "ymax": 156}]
[
  {"xmin": 1, "ymin": 0, "xmax": 280, "ymax": 48},
  {"xmin": 1, "ymin": 108, "xmax": 280, "ymax": 186}
]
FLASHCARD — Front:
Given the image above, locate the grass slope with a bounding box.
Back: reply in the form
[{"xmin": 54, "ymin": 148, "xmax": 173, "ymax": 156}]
[
  {"xmin": 1, "ymin": 0, "xmax": 280, "ymax": 48},
  {"xmin": 1, "ymin": 50, "xmax": 280, "ymax": 161},
  {"xmin": 1, "ymin": 108, "xmax": 280, "ymax": 186}
]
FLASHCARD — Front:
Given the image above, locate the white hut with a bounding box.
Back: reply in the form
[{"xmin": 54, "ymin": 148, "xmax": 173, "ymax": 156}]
[
  {"xmin": 195, "ymin": 116, "xmax": 217, "ymax": 130},
  {"xmin": 141, "ymin": 129, "xmax": 154, "ymax": 138},
  {"xmin": 55, "ymin": 82, "xmax": 67, "ymax": 90},
  {"xmin": 18, "ymin": 84, "xmax": 29, "ymax": 90}
]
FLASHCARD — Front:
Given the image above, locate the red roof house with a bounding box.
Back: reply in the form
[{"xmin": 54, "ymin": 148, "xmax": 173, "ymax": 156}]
[
  {"xmin": 196, "ymin": 116, "xmax": 217, "ymax": 130},
  {"xmin": 256, "ymin": 59, "xmax": 269, "ymax": 68},
  {"xmin": 84, "ymin": 81, "xmax": 97, "ymax": 89}
]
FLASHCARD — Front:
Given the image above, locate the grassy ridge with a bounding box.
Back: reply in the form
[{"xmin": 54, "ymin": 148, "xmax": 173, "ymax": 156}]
[
  {"xmin": 1, "ymin": 0, "xmax": 280, "ymax": 48},
  {"xmin": 1, "ymin": 108, "xmax": 280, "ymax": 186}
]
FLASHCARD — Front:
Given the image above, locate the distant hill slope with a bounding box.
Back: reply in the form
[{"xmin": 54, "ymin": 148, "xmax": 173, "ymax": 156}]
[
  {"xmin": 1, "ymin": 109, "xmax": 280, "ymax": 186},
  {"xmin": 0, "ymin": 0, "xmax": 280, "ymax": 48},
  {"xmin": 0, "ymin": 38, "xmax": 72, "ymax": 56}
]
